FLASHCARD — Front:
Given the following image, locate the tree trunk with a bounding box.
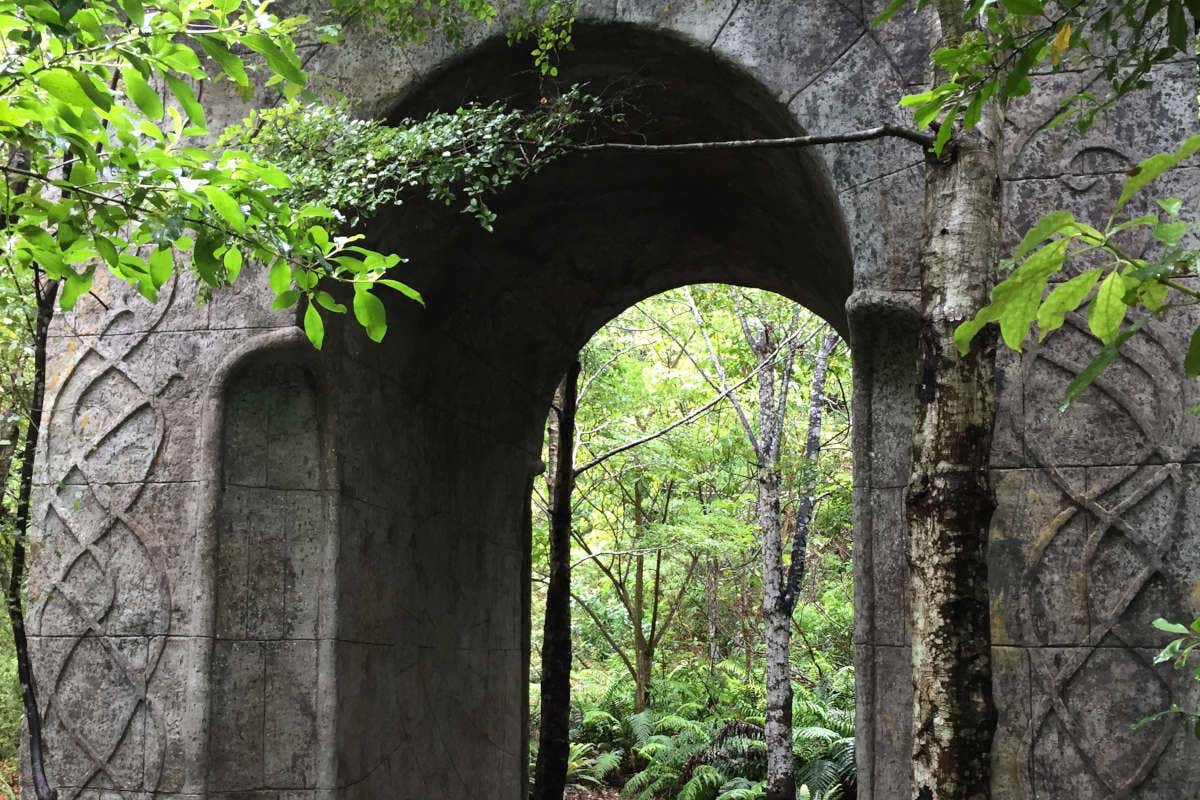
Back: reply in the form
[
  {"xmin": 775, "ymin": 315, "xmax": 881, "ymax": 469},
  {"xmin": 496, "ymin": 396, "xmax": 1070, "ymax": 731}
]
[
  {"xmin": 760, "ymin": 465, "xmax": 795, "ymax": 800},
  {"xmin": 739, "ymin": 574, "xmax": 755, "ymax": 678},
  {"xmin": 634, "ymin": 645, "xmax": 652, "ymax": 713},
  {"xmin": 907, "ymin": 10, "xmax": 1002, "ymax": 794},
  {"xmin": 631, "ymin": 546, "xmax": 650, "ymax": 712},
  {"xmin": 705, "ymin": 556, "xmax": 720, "ymax": 674},
  {"xmin": 532, "ymin": 361, "xmax": 580, "ymax": 800},
  {"xmin": 8, "ymin": 278, "xmax": 59, "ymax": 800}
]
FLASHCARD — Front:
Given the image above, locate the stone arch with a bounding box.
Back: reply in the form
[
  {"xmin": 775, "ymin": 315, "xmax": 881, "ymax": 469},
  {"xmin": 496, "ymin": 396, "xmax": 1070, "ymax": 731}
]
[
  {"xmin": 35, "ymin": 3, "xmax": 1200, "ymax": 799},
  {"xmin": 207, "ymin": 15, "xmax": 920, "ymax": 799}
]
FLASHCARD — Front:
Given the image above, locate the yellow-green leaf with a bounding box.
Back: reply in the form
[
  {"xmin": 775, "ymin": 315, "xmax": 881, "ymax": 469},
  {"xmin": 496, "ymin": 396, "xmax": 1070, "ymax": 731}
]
[
  {"xmin": 1088, "ymin": 271, "xmax": 1129, "ymax": 344},
  {"xmin": 202, "ymin": 185, "xmax": 245, "ymax": 232},
  {"xmin": 353, "ymin": 285, "xmax": 387, "ymax": 342},
  {"xmin": 1037, "ymin": 268, "xmax": 1101, "ymax": 340}
]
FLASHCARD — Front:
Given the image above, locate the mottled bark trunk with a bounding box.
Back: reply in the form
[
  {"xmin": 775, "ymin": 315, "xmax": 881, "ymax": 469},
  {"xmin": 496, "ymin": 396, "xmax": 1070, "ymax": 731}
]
[
  {"xmin": 634, "ymin": 645, "xmax": 652, "ymax": 713},
  {"xmin": 532, "ymin": 361, "xmax": 580, "ymax": 800},
  {"xmin": 705, "ymin": 557, "xmax": 720, "ymax": 673},
  {"xmin": 906, "ymin": 26, "xmax": 1003, "ymax": 795},
  {"xmin": 760, "ymin": 465, "xmax": 795, "ymax": 800},
  {"xmin": 632, "ymin": 548, "xmax": 650, "ymax": 712}
]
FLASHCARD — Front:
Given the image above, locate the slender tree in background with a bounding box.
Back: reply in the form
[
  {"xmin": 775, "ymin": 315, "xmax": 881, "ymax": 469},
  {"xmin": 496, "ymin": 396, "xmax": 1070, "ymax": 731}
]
[
  {"xmin": 532, "ymin": 362, "xmax": 580, "ymax": 800},
  {"xmin": 684, "ymin": 288, "xmax": 839, "ymax": 800}
]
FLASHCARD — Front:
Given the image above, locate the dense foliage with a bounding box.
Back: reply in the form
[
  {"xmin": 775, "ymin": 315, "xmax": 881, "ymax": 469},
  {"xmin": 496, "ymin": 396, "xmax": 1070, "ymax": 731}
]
[{"xmin": 529, "ymin": 287, "xmax": 856, "ymax": 799}]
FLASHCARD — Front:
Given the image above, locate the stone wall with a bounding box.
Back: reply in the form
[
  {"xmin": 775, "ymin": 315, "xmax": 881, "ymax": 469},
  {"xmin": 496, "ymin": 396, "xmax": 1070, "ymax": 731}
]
[{"xmin": 26, "ymin": 1, "xmax": 1200, "ymax": 798}]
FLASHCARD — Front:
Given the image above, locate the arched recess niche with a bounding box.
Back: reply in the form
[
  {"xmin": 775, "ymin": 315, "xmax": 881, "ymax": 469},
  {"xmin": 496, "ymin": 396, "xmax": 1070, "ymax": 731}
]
[{"xmin": 201, "ymin": 23, "xmax": 920, "ymax": 800}]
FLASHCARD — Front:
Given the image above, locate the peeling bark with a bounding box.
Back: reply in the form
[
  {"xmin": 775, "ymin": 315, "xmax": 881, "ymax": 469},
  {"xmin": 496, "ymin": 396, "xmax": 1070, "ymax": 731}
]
[{"xmin": 906, "ymin": 13, "xmax": 1003, "ymax": 793}]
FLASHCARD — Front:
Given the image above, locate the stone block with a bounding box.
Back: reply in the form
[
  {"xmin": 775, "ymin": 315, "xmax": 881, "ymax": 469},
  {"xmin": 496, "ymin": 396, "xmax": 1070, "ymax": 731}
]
[
  {"xmin": 34, "ymin": 634, "xmax": 148, "ymax": 791},
  {"xmin": 838, "ymin": 164, "xmax": 923, "ymax": 293},
  {"xmin": 265, "ymin": 640, "xmax": 322, "ymax": 788},
  {"xmin": 1029, "ymin": 646, "xmax": 1198, "ymax": 798},
  {"xmin": 870, "ymin": 488, "xmax": 909, "ymax": 647},
  {"xmin": 146, "ymin": 636, "xmax": 205, "ymax": 794},
  {"xmin": 853, "ymin": 643, "xmax": 875, "ymax": 800},
  {"xmin": 713, "ymin": 0, "xmax": 869, "ymax": 102},
  {"xmin": 871, "ymin": 645, "xmax": 912, "ymax": 798},
  {"xmin": 989, "ymin": 467, "xmax": 1090, "ymax": 646},
  {"xmin": 1085, "ymin": 464, "xmax": 1192, "ymax": 648},
  {"xmin": 990, "ymin": 646, "xmax": 1033, "ymax": 800},
  {"xmin": 790, "ymin": 35, "xmax": 912, "ymax": 193},
  {"xmin": 1019, "ymin": 320, "xmax": 1178, "ymax": 468},
  {"xmin": 207, "ymin": 640, "xmax": 265, "ymax": 792},
  {"xmin": 1006, "ymin": 63, "xmax": 1200, "ymax": 181},
  {"xmin": 615, "ymin": 0, "xmax": 739, "ymax": 45}
]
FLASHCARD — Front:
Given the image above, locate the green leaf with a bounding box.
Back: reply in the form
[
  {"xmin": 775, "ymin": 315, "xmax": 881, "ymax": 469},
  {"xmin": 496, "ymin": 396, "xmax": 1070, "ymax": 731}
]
[
  {"xmin": 202, "ymin": 185, "xmax": 245, "ymax": 232},
  {"xmin": 304, "ymin": 302, "xmax": 325, "ymax": 349},
  {"xmin": 194, "ymin": 234, "xmax": 222, "ymax": 284},
  {"xmin": 60, "ymin": 267, "xmax": 95, "ymax": 311},
  {"xmin": 94, "ymin": 235, "xmax": 119, "ymax": 266},
  {"xmin": 198, "ymin": 35, "xmax": 249, "ymax": 89},
  {"xmin": 914, "ymin": 99, "xmax": 945, "ymax": 130},
  {"xmin": 71, "ymin": 70, "xmax": 113, "ymax": 112},
  {"xmin": 223, "ymin": 246, "xmax": 243, "ymax": 282},
  {"xmin": 1001, "ymin": 0, "xmax": 1043, "ymax": 13},
  {"xmin": 164, "ymin": 74, "xmax": 205, "ymax": 128},
  {"xmin": 993, "ymin": 239, "xmax": 1070, "ymax": 350},
  {"xmin": 932, "ymin": 107, "xmax": 956, "ymax": 156},
  {"xmin": 1088, "ymin": 271, "xmax": 1129, "ymax": 344},
  {"xmin": 308, "ymin": 225, "xmax": 330, "ymax": 253},
  {"xmin": 1154, "ymin": 618, "xmax": 1191, "ymax": 635},
  {"xmin": 1037, "ymin": 268, "xmax": 1102, "ymax": 340},
  {"xmin": 1167, "ymin": 0, "xmax": 1189, "ymax": 51},
  {"xmin": 1116, "ymin": 133, "xmax": 1200, "ymax": 213},
  {"xmin": 353, "ymin": 285, "xmax": 388, "ymax": 342},
  {"xmin": 378, "ymin": 278, "xmax": 424, "ymax": 306},
  {"xmin": 122, "ymin": 68, "xmax": 163, "ymax": 118},
  {"xmin": 1109, "ymin": 214, "xmax": 1159, "ymax": 234},
  {"xmin": 1186, "ymin": 327, "xmax": 1200, "ymax": 377},
  {"xmin": 148, "ymin": 248, "xmax": 173, "ymax": 289},
  {"xmin": 37, "ymin": 69, "xmax": 93, "ymax": 108},
  {"xmin": 272, "ymin": 290, "xmax": 300, "ymax": 309},
  {"xmin": 269, "ymin": 259, "xmax": 291, "ymax": 294},
  {"xmin": 954, "ymin": 316, "xmax": 991, "ymax": 355},
  {"xmin": 963, "ymin": 92, "xmax": 984, "ymax": 130},
  {"xmin": 120, "ymin": 0, "xmax": 144, "ymax": 25},
  {"xmin": 1158, "ymin": 197, "xmax": 1183, "ymax": 216},
  {"xmin": 1016, "ymin": 210, "xmax": 1075, "ymax": 258},
  {"xmin": 1152, "ymin": 220, "xmax": 1189, "ymax": 246},
  {"xmin": 899, "ymin": 90, "xmax": 934, "ymax": 108},
  {"xmin": 872, "ymin": 0, "xmax": 909, "ymax": 26},
  {"xmin": 1063, "ymin": 318, "xmax": 1146, "ymax": 408},
  {"xmin": 315, "ymin": 290, "xmax": 346, "ymax": 313},
  {"xmin": 158, "ymin": 43, "xmax": 203, "ymax": 77},
  {"xmin": 242, "ymin": 34, "xmax": 306, "ymax": 86}
]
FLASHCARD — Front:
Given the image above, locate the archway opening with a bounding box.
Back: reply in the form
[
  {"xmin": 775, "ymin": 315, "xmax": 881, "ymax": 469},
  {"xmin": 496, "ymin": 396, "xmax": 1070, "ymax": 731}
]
[{"xmin": 527, "ymin": 283, "xmax": 855, "ymax": 799}]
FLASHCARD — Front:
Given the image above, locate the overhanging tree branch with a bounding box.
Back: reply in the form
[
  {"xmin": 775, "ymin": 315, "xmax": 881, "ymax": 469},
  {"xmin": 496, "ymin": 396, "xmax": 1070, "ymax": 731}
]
[{"xmin": 568, "ymin": 124, "xmax": 936, "ymax": 153}]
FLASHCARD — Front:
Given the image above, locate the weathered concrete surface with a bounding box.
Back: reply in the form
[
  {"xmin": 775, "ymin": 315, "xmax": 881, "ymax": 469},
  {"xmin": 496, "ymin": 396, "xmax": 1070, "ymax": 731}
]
[{"xmin": 26, "ymin": 1, "xmax": 1200, "ymax": 798}]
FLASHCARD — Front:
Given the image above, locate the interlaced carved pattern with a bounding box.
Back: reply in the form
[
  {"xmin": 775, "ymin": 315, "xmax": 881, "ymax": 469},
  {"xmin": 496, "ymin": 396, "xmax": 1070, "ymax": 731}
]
[
  {"xmin": 1021, "ymin": 315, "xmax": 1186, "ymax": 798},
  {"xmin": 31, "ymin": 286, "xmax": 180, "ymax": 798}
]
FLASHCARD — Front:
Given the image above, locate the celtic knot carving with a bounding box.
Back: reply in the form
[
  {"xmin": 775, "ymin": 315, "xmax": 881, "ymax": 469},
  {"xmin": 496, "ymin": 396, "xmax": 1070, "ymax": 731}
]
[
  {"xmin": 1020, "ymin": 314, "xmax": 1188, "ymax": 798},
  {"xmin": 31, "ymin": 284, "xmax": 181, "ymax": 797}
]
